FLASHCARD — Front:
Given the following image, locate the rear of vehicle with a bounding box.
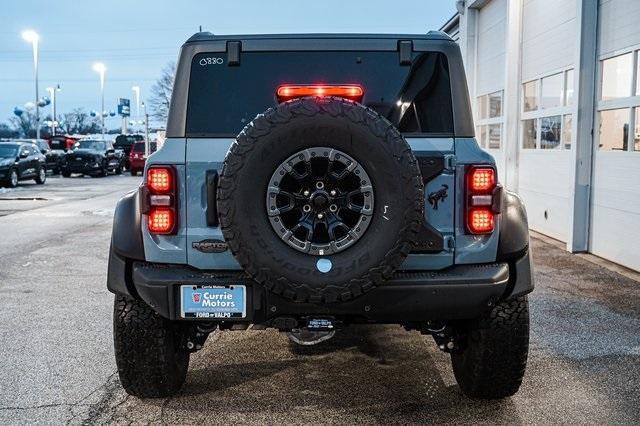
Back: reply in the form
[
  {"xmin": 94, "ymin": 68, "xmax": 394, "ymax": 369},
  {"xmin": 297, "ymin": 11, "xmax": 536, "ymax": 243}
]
[
  {"xmin": 32, "ymin": 139, "xmax": 62, "ymax": 174},
  {"xmin": 108, "ymin": 33, "xmax": 533, "ymax": 399},
  {"xmin": 48, "ymin": 135, "xmax": 78, "ymax": 152},
  {"xmin": 128, "ymin": 141, "xmax": 157, "ymax": 176},
  {"xmin": 114, "ymin": 134, "xmax": 144, "ymax": 169}
]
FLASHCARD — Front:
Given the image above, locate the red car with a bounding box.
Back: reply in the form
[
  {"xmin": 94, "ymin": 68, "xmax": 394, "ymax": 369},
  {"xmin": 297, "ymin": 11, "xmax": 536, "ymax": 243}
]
[{"xmin": 129, "ymin": 141, "xmax": 157, "ymax": 176}]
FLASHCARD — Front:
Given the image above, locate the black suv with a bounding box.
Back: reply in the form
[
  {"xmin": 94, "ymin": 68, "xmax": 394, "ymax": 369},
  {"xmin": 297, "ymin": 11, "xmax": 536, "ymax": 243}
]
[
  {"xmin": 108, "ymin": 32, "xmax": 533, "ymax": 400},
  {"xmin": 61, "ymin": 139, "xmax": 124, "ymax": 177},
  {"xmin": 0, "ymin": 141, "xmax": 47, "ymax": 187}
]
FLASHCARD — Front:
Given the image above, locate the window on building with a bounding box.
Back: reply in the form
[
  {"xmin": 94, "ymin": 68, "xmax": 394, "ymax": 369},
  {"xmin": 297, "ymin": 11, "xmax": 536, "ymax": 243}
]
[
  {"xmin": 522, "ymin": 119, "xmax": 537, "ymax": 149},
  {"xmin": 488, "ymin": 124, "xmax": 501, "ymax": 149},
  {"xmin": 488, "ymin": 91, "xmax": 502, "ymax": 118},
  {"xmin": 475, "ymin": 90, "xmax": 503, "ymax": 150},
  {"xmin": 597, "ymin": 50, "xmax": 640, "ymax": 152},
  {"xmin": 636, "ymin": 55, "xmax": 640, "ymax": 97},
  {"xmin": 563, "ymin": 115, "xmax": 572, "ymax": 149},
  {"xmin": 601, "ymin": 53, "xmax": 633, "ymax": 101},
  {"xmin": 521, "ymin": 69, "xmax": 573, "ymax": 150},
  {"xmin": 565, "ymin": 69, "xmax": 574, "ymax": 106},
  {"xmin": 635, "ymin": 109, "xmax": 640, "ymax": 151},
  {"xmin": 541, "ymin": 73, "xmax": 563, "ymax": 109},
  {"xmin": 523, "ymin": 80, "xmax": 538, "ymax": 112},
  {"xmin": 476, "ymin": 125, "xmax": 487, "ymax": 148},
  {"xmin": 540, "ymin": 116, "xmax": 562, "ymax": 149},
  {"xmin": 598, "ymin": 109, "xmax": 629, "ymax": 151}
]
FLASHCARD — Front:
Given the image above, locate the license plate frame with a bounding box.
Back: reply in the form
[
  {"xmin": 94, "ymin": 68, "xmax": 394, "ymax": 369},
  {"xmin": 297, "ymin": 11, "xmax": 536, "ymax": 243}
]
[{"xmin": 180, "ymin": 285, "xmax": 246, "ymax": 319}]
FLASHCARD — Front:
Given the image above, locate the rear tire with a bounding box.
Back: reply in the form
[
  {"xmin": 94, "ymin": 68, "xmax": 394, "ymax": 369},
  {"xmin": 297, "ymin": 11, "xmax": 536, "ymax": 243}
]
[
  {"xmin": 113, "ymin": 295, "xmax": 190, "ymax": 398},
  {"xmin": 451, "ymin": 296, "xmax": 530, "ymax": 399},
  {"xmin": 61, "ymin": 170, "xmax": 71, "ymax": 178},
  {"xmin": 130, "ymin": 169, "xmax": 137, "ymax": 176},
  {"xmin": 6, "ymin": 169, "xmax": 19, "ymax": 188},
  {"xmin": 35, "ymin": 167, "xmax": 46, "ymax": 184}
]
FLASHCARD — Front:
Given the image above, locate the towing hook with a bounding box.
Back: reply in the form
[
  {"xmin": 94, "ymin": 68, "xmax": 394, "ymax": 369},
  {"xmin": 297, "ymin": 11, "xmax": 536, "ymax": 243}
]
[{"xmin": 422, "ymin": 322, "xmax": 459, "ymax": 353}]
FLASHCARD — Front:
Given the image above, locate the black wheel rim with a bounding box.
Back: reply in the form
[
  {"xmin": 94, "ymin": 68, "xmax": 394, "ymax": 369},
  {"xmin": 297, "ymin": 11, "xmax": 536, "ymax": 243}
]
[{"xmin": 266, "ymin": 147, "xmax": 374, "ymax": 255}]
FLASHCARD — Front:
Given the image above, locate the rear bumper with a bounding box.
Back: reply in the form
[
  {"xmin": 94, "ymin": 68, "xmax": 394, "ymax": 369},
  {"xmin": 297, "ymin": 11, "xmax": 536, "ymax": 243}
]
[
  {"xmin": 129, "ymin": 158, "xmax": 145, "ymax": 170},
  {"xmin": 62, "ymin": 162, "xmax": 101, "ymax": 174},
  {"xmin": 107, "ymin": 249, "xmax": 534, "ymax": 325}
]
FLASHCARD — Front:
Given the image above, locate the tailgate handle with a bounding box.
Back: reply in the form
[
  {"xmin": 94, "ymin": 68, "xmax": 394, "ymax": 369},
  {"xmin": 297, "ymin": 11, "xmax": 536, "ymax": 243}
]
[{"xmin": 206, "ymin": 170, "xmax": 219, "ymax": 226}]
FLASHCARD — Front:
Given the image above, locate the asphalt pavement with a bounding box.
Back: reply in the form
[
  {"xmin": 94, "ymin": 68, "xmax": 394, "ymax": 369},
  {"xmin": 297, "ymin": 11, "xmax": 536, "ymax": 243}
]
[{"xmin": 0, "ymin": 174, "xmax": 639, "ymax": 425}]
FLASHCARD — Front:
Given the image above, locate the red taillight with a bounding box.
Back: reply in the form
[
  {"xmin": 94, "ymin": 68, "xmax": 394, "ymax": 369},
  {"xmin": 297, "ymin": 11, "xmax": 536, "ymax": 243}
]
[
  {"xmin": 148, "ymin": 208, "xmax": 175, "ymax": 234},
  {"xmin": 148, "ymin": 167, "xmax": 172, "ymax": 193},
  {"xmin": 276, "ymin": 85, "xmax": 364, "ymax": 102},
  {"xmin": 468, "ymin": 168, "xmax": 496, "ymax": 193},
  {"xmin": 468, "ymin": 208, "xmax": 495, "ymax": 234},
  {"xmin": 145, "ymin": 166, "xmax": 177, "ymax": 234},
  {"xmin": 466, "ymin": 166, "xmax": 499, "ymax": 234}
]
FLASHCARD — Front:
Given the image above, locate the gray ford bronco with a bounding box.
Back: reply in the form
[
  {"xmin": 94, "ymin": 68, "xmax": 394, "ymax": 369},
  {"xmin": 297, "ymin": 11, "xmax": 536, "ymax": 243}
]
[{"xmin": 107, "ymin": 32, "xmax": 533, "ymax": 399}]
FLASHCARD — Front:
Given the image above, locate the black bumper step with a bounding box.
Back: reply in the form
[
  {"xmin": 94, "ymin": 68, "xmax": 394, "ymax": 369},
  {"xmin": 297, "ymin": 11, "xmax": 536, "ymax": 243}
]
[{"xmin": 131, "ymin": 262, "xmax": 509, "ymax": 323}]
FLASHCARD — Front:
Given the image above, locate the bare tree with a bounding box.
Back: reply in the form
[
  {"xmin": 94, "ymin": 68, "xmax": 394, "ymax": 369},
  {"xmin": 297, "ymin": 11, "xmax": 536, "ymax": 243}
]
[
  {"xmin": 9, "ymin": 110, "xmax": 38, "ymax": 138},
  {"xmin": 59, "ymin": 108, "xmax": 101, "ymax": 135},
  {"xmin": 0, "ymin": 123, "xmax": 19, "ymax": 138},
  {"xmin": 148, "ymin": 62, "xmax": 176, "ymax": 124}
]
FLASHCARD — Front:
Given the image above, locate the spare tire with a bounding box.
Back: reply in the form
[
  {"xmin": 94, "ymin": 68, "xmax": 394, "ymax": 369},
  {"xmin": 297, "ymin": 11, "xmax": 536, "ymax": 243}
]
[{"xmin": 217, "ymin": 97, "xmax": 423, "ymax": 303}]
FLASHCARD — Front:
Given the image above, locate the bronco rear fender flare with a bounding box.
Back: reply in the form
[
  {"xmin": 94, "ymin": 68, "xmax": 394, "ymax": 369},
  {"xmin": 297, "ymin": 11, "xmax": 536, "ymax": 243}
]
[
  {"xmin": 107, "ymin": 189, "xmax": 145, "ymax": 298},
  {"xmin": 497, "ymin": 190, "xmax": 529, "ymax": 261},
  {"xmin": 111, "ymin": 189, "xmax": 145, "ymax": 261}
]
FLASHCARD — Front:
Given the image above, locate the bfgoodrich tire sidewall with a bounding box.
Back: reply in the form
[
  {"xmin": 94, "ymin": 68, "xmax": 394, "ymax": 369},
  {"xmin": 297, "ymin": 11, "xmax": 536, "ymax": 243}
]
[{"xmin": 221, "ymin": 104, "xmax": 422, "ymax": 301}]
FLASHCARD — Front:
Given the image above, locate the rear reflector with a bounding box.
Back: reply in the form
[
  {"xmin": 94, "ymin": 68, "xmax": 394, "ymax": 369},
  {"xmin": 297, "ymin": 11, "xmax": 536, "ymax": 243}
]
[
  {"xmin": 149, "ymin": 194, "xmax": 172, "ymax": 207},
  {"xmin": 148, "ymin": 168, "xmax": 172, "ymax": 193},
  {"xmin": 148, "ymin": 207, "xmax": 175, "ymax": 234},
  {"xmin": 468, "ymin": 208, "xmax": 495, "ymax": 234},
  {"xmin": 468, "ymin": 168, "xmax": 496, "ymax": 193},
  {"xmin": 276, "ymin": 85, "xmax": 364, "ymax": 102}
]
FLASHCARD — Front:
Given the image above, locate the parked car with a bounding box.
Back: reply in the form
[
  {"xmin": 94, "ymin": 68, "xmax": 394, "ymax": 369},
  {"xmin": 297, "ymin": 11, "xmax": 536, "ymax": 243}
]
[
  {"xmin": 48, "ymin": 135, "xmax": 78, "ymax": 152},
  {"xmin": 60, "ymin": 139, "xmax": 124, "ymax": 177},
  {"xmin": 114, "ymin": 134, "xmax": 144, "ymax": 169},
  {"xmin": 0, "ymin": 141, "xmax": 47, "ymax": 187},
  {"xmin": 17, "ymin": 139, "xmax": 63, "ymax": 174},
  {"xmin": 128, "ymin": 141, "xmax": 157, "ymax": 176},
  {"xmin": 107, "ymin": 32, "xmax": 533, "ymax": 399}
]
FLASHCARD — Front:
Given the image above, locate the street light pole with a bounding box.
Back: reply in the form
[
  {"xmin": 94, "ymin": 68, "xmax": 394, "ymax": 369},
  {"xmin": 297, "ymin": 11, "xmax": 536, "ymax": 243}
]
[
  {"xmin": 92, "ymin": 63, "xmax": 106, "ymax": 140},
  {"xmin": 132, "ymin": 85, "xmax": 140, "ymax": 121},
  {"xmin": 46, "ymin": 84, "xmax": 60, "ymax": 136},
  {"xmin": 22, "ymin": 30, "xmax": 40, "ymax": 139},
  {"xmin": 141, "ymin": 101, "xmax": 149, "ymax": 157}
]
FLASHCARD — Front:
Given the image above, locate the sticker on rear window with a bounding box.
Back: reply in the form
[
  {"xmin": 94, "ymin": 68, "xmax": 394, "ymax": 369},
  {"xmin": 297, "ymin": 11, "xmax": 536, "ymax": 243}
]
[{"xmin": 199, "ymin": 57, "xmax": 224, "ymax": 66}]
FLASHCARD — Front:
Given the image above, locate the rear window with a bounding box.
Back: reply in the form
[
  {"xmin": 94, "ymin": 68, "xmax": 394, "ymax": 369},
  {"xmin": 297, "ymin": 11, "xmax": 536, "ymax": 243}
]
[
  {"xmin": 132, "ymin": 142, "xmax": 157, "ymax": 153},
  {"xmin": 186, "ymin": 51, "xmax": 453, "ymax": 137},
  {"xmin": 115, "ymin": 135, "xmax": 143, "ymax": 146},
  {"xmin": 49, "ymin": 138, "xmax": 67, "ymax": 150}
]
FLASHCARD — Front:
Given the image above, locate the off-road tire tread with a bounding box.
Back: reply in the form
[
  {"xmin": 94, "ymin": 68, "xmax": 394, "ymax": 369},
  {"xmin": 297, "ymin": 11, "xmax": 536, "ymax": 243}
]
[
  {"xmin": 113, "ymin": 295, "xmax": 189, "ymax": 398},
  {"xmin": 451, "ymin": 296, "xmax": 530, "ymax": 399},
  {"xmin": 217, "ymin": 97, "xmax": 423, "ymax": 303}
]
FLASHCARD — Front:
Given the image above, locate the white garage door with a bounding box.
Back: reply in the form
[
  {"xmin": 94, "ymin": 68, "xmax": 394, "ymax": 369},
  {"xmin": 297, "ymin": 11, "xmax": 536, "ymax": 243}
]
[
  {"xmin": 474, "ymin": 0, "xmax": 507, "ymax": 180},
  {"xmin": 590, "ymin": 0, "xmax": 640, "ymax": 271},
  {"xmin": 517, "ymin": 0, "xmax": 577, "ymax": 242}
]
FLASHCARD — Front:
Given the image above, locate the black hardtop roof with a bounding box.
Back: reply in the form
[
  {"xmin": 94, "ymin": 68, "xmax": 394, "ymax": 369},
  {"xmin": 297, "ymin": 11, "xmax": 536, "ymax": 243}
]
[{"xmin": 184, "ymin": 31, "xmax": 453, "ymax": 44}]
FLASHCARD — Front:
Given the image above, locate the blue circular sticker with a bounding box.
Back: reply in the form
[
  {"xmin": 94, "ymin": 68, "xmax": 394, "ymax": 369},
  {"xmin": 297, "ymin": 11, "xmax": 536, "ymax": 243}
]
[{"xmin": 316, "ymin": 258, "xmax": 332, "ymax": 273}]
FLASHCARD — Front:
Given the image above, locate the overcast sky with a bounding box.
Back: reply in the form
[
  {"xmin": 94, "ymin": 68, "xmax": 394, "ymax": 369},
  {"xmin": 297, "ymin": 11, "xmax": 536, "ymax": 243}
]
[{"xmin": 0, "ymin": 0, "xmax": 455, "ymax": 127}]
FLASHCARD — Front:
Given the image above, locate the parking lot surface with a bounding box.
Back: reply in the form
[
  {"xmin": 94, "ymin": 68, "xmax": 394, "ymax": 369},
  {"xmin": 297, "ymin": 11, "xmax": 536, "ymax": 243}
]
[{"xmin": 0, "ymin": 176, "xmax": 639, "ymax": 425}]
